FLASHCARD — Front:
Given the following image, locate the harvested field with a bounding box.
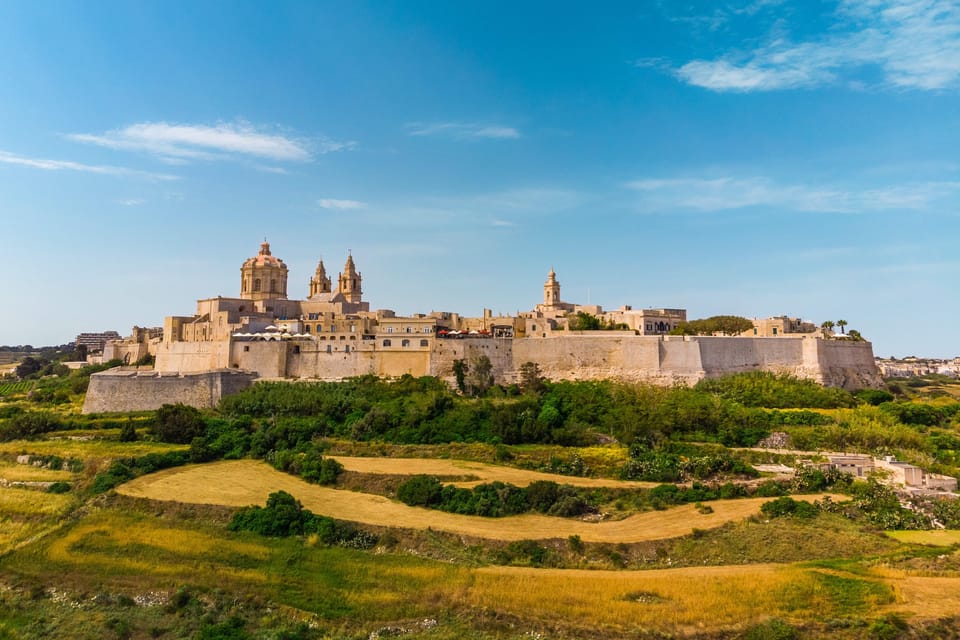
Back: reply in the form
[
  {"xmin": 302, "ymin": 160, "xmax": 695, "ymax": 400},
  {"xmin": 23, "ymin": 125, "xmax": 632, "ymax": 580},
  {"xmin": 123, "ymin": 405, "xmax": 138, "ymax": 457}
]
[
  {"xmin": 328, "ymin": 455, "xmax": 658, "ymax": 488},
  {"xmin": 117, "ymin": 460, "xmax": 834, "ymax": 543},
  {"xmin": 0, "ymin": 459, "xmax": 72, "ymax": 483}
]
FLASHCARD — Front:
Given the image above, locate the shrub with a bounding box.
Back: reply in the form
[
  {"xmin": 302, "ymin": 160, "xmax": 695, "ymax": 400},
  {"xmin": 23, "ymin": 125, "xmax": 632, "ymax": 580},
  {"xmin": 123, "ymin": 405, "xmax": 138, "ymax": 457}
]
[
  {"xmin": 150, "ymin": 403, "xmax": 206, "ymax": 444},
  {"xmin": 396, "ymin": 475, "xmax": 443, "ymax": 507},
  {"xmin": 47, "ymin": 481, "xmax": 70, "ymax": 494},
  {"xmin": 760, "ymin": 496, "xmax": 818, "ymax": 519},
  {"xmin": 0, "ymin": 411, "xmax": 63, "ymax": 441}
]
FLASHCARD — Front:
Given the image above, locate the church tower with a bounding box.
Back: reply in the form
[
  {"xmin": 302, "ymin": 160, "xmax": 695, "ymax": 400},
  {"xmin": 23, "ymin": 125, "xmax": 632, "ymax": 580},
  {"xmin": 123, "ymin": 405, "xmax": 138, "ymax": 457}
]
[
  {"xmin": 336, "ymin": 253, "xmax": 363, "ymax": 303},
  {"xmin": 240, "ymin": 240, "xmax": 288, "ymax": 301},
  {"xmin": 308, "ymin": 259, "xmax": 332, "ymax": 298},
  {"xmin": 544, "ymin": 267, "xmax": 561, "ymax": 308}
]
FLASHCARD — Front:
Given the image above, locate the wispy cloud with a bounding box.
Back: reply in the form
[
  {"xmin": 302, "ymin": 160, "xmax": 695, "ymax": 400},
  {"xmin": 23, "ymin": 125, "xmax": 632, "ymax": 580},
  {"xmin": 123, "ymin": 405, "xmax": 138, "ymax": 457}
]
[
  {"xmin": 674, "ymin": 0, "xmax": 960, "ymax": 91},
  {"xmin": 406, "ymin": 122, "xmax": 521, "ymax": 140},
  {"xmin": 117, "ymin": 198, "xmax": 146, "ymax": 206},
  {"xmin": 319, "ymin": 198, "xmax": 365, "ymax": 210},
  {"xmin": 0, "ymin": 149, "xmax": 178, "ymax": 180},
  {"xmin": 491, "ymin": 219, "xmax": 516, "ymax": 227},
  {"xmin": 626, "ymin": 176, "xmax": 960, "ymax": 212},
  {"xmin": 67, "ymin": 121, "xmax": 353, "ymax": 163}
]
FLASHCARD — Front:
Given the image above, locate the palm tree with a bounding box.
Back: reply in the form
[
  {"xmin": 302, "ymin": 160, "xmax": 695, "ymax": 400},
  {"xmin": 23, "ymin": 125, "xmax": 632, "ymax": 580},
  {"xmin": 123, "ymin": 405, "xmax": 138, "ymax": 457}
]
[
  {"xmin": 837, "ymin": 319, "xmax": 848, "ymax": 334},
  {"xmin": 821, "ymin": 320, "xmax": 835, "ymax": 336}
]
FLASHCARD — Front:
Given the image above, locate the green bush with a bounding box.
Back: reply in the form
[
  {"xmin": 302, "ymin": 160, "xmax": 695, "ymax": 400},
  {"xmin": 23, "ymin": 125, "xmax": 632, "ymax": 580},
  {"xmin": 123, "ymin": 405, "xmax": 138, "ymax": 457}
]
[
  {"xmin": 396, "ymin": 475, "xmax": 443, "ymax": 507},
  {"xmin": 760, "ymin": 496, "xmax": 818, "ymax": 519},
  {"xmin": 150, "ymin": 403, "xmax": 207, "ymax": 444},
  {"xmin": 0, "ymin": 411, "xmax": 63, "ymax": 441}
]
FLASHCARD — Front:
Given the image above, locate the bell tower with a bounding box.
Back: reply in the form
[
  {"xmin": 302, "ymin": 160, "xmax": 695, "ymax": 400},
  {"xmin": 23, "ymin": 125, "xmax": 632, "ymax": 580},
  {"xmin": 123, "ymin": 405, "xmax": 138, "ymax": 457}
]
[
  {"xmin": 309, "ymin": 259, "xmax": 332, "ymax": 297},
  {"xmin": 240, "ymin": 240, "xmax": 289, "ymax": 301},
  {"xmin": 336, "ymin": 253, "xmax": 363, "ymax": 304},
  {"xmin": 544, "ymin": 267, "xmax": 561, "ymax": 308}
]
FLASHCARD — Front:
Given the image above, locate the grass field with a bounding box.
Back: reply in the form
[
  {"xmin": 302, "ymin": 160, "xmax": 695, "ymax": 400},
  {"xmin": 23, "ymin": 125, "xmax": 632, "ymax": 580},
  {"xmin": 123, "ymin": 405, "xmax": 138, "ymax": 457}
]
[
  {"xmin": 885, "ymin": 530, "xmax": 960, "ymax": 546},
  {"xmin": 6, "ymin": 504, "xmax": 960, "ymax": 637},
  {"xmin": 117, "ymin": 459, "xmax": 835, "ymax": 543},
  {"xmin": 0, "ymin": 439, "xmax": 185, "ymax": 461},
  {"xmin": 0, "ymin": 459, "xmax": 73, "ymax": 482}
]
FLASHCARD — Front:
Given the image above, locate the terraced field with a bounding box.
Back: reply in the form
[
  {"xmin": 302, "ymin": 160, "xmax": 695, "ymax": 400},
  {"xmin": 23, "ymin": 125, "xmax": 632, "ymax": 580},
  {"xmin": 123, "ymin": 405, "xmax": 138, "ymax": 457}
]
[{"xmin": 117, "ymin": 459, "xmax": 835, "ymax": 543}]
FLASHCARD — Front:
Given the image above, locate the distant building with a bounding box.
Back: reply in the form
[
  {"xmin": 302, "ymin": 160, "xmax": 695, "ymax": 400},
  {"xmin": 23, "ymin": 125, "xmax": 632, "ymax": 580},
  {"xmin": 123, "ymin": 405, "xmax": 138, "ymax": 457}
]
[{"xmin": 75, "ymin": 331, "xmax": 121, "ymax": 354}]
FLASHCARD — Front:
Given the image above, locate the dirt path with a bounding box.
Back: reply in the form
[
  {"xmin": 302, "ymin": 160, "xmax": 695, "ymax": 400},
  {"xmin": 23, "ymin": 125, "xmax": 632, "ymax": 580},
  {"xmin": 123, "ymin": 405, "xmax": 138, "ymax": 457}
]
[
  {"xmin": 328, "ymin": 455, "xmax": 659, "ymax": 489},
  {"xmin": 117, "ymin": 460, "xmax": 834, "ymax": 543}
]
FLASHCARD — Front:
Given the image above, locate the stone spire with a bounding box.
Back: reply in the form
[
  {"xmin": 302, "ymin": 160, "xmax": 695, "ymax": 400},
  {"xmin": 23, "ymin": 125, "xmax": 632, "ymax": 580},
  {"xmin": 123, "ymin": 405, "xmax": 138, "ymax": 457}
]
[
  {"xmin": 309, "ymin": 258, "xmax": 332, "ymax": 297},
  {"xmin": 337, "ymin": 252, "xmax": 363, "ymax": 303}
]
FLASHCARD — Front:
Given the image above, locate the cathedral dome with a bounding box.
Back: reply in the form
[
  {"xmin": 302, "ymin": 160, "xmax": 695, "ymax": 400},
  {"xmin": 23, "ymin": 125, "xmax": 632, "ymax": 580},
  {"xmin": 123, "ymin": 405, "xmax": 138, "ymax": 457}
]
[{"xmin": 243, "ymin": 241, "xmax": 287, "ymax": 269}]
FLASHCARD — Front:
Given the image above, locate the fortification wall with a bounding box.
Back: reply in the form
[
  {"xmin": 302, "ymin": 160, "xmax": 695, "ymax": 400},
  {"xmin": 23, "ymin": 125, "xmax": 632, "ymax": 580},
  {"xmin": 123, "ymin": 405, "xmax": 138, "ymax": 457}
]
[
  {"xmin": 805, "ymin": 339, "xmax": 883, "ymax": 389},
  {"xmin": 430, "ymin": 338, "xmax": 515, "ymax": 384},
  {"xmin": 82, "ymin": 368, "xmax": 257, "ymax": 413},
  {"xmin": 156, "ymin": 341, "xmax": 231, "ymax": 373}
]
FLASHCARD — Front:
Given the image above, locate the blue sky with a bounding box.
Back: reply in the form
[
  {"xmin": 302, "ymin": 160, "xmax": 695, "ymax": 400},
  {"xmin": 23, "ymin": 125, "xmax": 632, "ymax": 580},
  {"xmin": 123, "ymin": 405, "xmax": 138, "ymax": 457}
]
[{"xmin": 1, "ymin": 0, "xmax": 958, "ymax": 357}]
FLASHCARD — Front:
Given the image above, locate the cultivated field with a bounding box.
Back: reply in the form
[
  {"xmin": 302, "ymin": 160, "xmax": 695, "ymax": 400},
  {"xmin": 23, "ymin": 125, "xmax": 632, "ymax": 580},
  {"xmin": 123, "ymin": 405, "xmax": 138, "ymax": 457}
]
[
  {"xmin": 117, "ymin": 459, "xmax": 835, "ymax": 543},
  {"xmin": 329, "ymin": 455, "xmax": 658, "ymax": 488}
]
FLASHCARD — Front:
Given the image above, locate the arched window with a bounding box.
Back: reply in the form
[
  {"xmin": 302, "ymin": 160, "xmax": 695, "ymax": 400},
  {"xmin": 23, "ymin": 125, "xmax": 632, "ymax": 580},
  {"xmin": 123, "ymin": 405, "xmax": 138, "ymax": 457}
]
[
  {"xmin": 304, "ymin": 325, "xmax": 311, "ymax": 333},
  {"xmin": 317, "ymin": 325, "xmax": 322, "ymax": 333},
  {"xmin": 253, "ymin": 279, "xmax": 261, "ymax": 292},
  {"xmin": 383, "ymin": 339, "xmax": 392, "ymax": 347}
]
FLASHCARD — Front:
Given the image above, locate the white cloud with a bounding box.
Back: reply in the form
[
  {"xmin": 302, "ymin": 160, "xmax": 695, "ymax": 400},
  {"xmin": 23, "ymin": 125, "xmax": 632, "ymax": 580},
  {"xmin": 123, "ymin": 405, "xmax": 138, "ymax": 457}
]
[
  {"xmin": 674, "ymin": 0, "xmax": 960, "ymax": 91},
  {"xmin": 67, "ymin": 121, "xmax": 352, "ymax": 163},
  {"xmin": 319, "ymin": 198, "xmax": 365, "ymax": 210},
  {"xmin": 117, "ymin": 198, "xmax": 146, "ymax": 206},
  {"xmin": 406, "ymin": 122, "xmax": 521, "ymax": 140},
  {"xmin": 626, "ymin": 176, "xmax": 960, "ymax": 212},
  {"xmin": 491, "ymin": 219, "xmax": 516, "ymax": 227},
  {"xmin": 0, "ymin": 149, "xmax": 178, "ymax": 180}
]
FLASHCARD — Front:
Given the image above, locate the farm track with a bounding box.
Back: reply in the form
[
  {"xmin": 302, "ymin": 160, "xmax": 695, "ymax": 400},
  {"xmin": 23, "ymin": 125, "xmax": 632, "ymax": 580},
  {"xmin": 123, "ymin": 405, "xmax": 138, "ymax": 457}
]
[{"xmin": 116, "ymin": 459, "xmax": 836, "ymax": 543}]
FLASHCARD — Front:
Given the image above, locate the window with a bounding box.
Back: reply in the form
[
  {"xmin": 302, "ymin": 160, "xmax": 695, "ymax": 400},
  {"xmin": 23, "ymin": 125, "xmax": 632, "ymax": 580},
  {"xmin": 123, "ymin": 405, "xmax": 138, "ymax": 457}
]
[
  {"xmin": 253, "ymin": 279, "xmax": 261, "ymax": 292},
  {"xmin": 420, "ymin": 339, "xmax": 429, "ymax": 347},
  {"xmin": 317, "ymin": 325, "xmax": 322, "ymax": 333},
  {"xmin": 331, "ymin": 325, "xmax": 337, "ymax": 332},
  {"xmin": 646, "ymin": 323, "xmax": 652, "ymax": 331},
  {"xmin": 340, "ymin": 336, "xmax": 346, "ymax": 340},
  {"xmin": 423, "ymin": 327, "xmax": 431, "ymax": 333},
  {"xmin": 293, "ymin": 345, "xmax": 300, "ymax": 354},
  {"xmin": 270, "ymin": 279, "xmax": 276, "ymax": 293},
  {"xmin": 753, "ymin": 328, "xmax": 758, "ymax": 335},
  {"xmin": 772, "ymin": 327, "xmax": 778, "ymax": 335},
  {"xmin": 531, "ymin": 324, "xmax": 537, "ymax": 332},
  {"xmin": 345, "ymin": 345, "xmax": 350, "ymax": 353},
  {"xmin": 326, "ymin": 345, "xmax": 332, "ymax": 353},
  {"xmin": 243, "ymin": 346, "xmax": 250, "ymax": 352},
  {"xmin": 383, "ymin": 339, "xmax": 392, "ymax": 347},
  {"xmin": 406, "ymin": 327, "xmax": 412, "ymax": 333},
  {"xmin": 308, "ymin": 313, "xmax": 318, "ymax": 320},
  {"xmin": 387, "ymin": 327, "xmax": 394, "ymax": 333},
  {"xmin": 350, "ymin": 324, "xmax": 355, "ymax": 333},
  {"xmin": 401, "ymin": 339, "xmax": 410, "ymax": 347},
  {"xmin": 304, "ymin": 325, "xmax": 311, "ymax": 333}
]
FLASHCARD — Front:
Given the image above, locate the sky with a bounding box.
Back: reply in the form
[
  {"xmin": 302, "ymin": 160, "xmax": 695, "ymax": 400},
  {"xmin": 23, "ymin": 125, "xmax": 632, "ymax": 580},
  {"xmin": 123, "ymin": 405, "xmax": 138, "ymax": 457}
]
[{"xmin": 1, "ymin": 0, "xmax": 959, "ymax": 358}]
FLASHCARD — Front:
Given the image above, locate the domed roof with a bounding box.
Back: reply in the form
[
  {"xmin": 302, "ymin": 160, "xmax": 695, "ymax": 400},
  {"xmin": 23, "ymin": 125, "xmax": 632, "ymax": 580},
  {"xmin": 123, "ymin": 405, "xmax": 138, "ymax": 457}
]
[{"xmin": 242, "ymin": 241, "xmax": 287, "ymax": 269}]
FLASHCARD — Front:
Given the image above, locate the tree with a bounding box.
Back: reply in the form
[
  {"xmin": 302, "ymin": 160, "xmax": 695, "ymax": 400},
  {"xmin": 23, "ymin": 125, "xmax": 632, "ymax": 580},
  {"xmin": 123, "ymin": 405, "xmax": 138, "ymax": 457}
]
[
  {"xmin": 821, "ymin": 320, "xmax": 835, "ymax": 335},
  {"xmin": 151, "ymin": 403, "xmax": 206, "ymax": 444},
  {"xmin": 567, "ymin": 311, "xmax": 601, "ymax": 331},
  {"xmin": 518, "ymin": 361, "xmax": 546, "ymax": 394},
  {"xmin": 836, "ymin": 319, "xmax": 847, "ymax": 334},
  {"xmin": 15, "ymin": 356, "xmax": 44, "ymax": 380},
  {"xmin": 467, "ymin": 354, "xmax": 494, "ymax": 396},
  {"xmin": 452, "ymin": 359, "xmax": 468, "ymax": 393},
  {"xmin": 670, "ymin": 316, "xmax": 754, "ymax": 336},
  {"xmin": 847, "ymin": 329, "xmax": 863, "ymax": 341}
]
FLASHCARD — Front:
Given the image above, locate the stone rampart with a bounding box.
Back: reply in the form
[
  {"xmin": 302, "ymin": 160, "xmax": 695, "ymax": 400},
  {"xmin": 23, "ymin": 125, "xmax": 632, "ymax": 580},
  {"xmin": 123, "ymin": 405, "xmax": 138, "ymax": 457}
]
[{"xmin": 82, "ymin": 367, "xmax": 258, "ymax": 413}]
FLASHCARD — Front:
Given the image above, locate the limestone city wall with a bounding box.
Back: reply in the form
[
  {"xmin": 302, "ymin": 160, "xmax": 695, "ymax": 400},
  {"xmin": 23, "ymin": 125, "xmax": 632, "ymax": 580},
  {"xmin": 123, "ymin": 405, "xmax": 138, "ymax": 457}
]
[{"xmin": 82, "ymin": 368, "xmax": 257, "ymax": 413}]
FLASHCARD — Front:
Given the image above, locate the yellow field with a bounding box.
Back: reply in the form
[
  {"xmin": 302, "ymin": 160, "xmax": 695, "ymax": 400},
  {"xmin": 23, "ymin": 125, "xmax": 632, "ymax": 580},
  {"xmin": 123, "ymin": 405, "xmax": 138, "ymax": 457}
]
[
  {"xmin": 330, "ymin": 455, "xmax": 657, "ymax": 488},
  {"xmin": 0, "ymin": 459, "xmax": 73, "ymax": 482},
  {"xmin": 0, "ymin": 486, "xmax": 73, "ymax": 516},
  {"xmin": 117, "ymin": 460, "xmax": 833, "ymax": 543},
  {"xmin": 0, "ymin": 439, "xmax": 185, "ymax": 460},
  {"xmin": 885, "ymin": 530, "xmax": 960, "ymax": 546}
]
